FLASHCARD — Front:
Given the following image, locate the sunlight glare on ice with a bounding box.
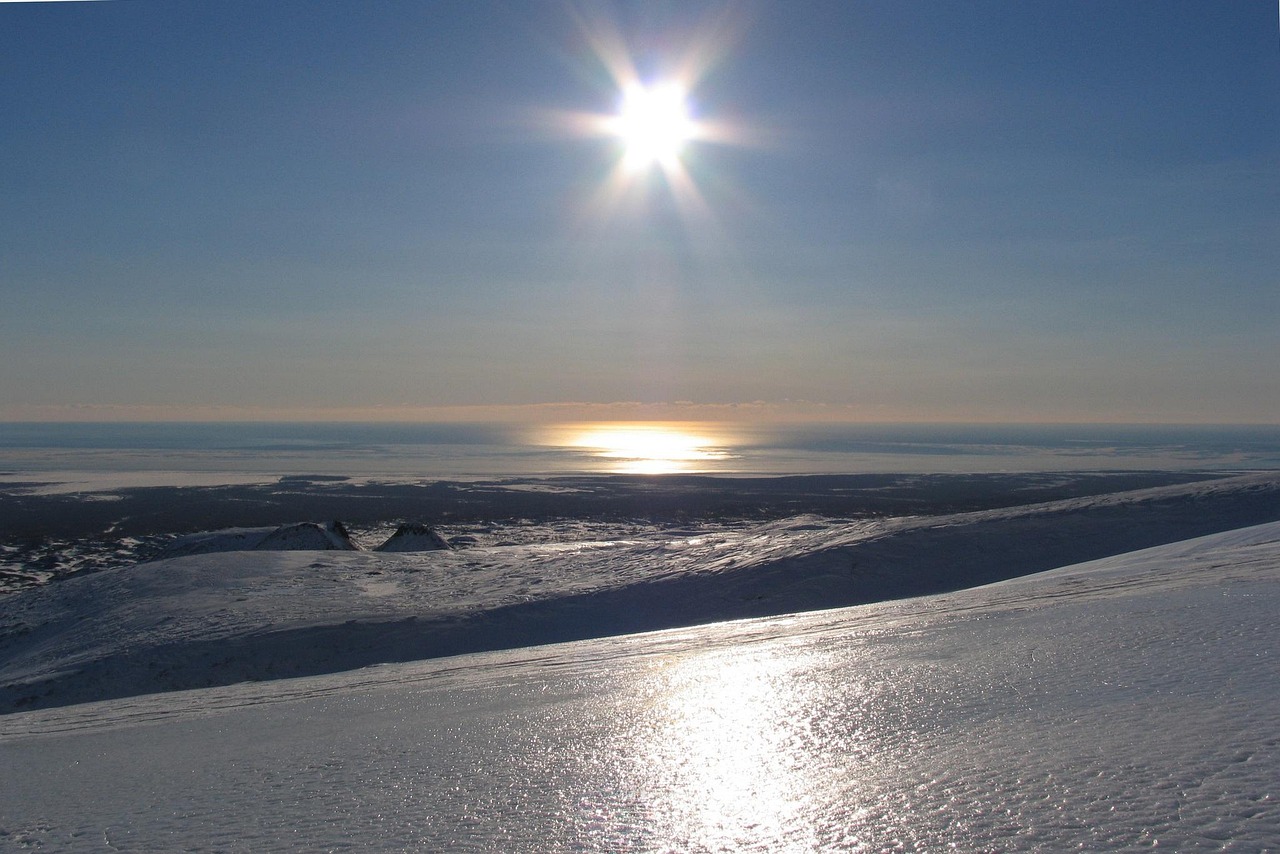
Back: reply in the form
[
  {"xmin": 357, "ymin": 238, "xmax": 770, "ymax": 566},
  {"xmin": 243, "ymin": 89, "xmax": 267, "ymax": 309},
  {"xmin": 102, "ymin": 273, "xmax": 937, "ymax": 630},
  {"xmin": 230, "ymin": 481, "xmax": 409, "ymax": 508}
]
[{"xmin": 613, "ymin": 645, "xmax": 857, "ymax": 850}]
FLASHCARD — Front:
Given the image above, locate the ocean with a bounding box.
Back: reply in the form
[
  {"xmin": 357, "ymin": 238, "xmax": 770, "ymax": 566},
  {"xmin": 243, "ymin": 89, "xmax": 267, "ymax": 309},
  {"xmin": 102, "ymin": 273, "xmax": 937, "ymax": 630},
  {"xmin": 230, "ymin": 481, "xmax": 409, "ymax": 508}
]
[{"xmin": 0, "ymin": 421, "xmax": 1278, "ymax": 490}]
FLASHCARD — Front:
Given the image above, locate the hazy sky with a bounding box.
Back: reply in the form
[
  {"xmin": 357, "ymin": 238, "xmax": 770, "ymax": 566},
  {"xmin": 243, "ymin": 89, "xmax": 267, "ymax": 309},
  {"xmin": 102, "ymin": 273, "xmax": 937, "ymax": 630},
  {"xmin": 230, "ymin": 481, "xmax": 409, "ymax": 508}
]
[{"xmin": 3, "ymin": 0, "xmax": 1277, "ymax": 423}]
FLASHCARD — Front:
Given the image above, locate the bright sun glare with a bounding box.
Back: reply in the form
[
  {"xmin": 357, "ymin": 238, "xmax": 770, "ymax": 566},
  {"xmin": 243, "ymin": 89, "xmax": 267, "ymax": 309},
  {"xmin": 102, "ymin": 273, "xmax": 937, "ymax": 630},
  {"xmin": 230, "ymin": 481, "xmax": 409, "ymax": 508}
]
[
  {"xmin": 543, "ymin": 7, "xmax": 754, "ymax": 222},
  {"xmin": 611, "ymin": 81, "xmax": 695, "ymax": 170},
  {"xmin": 549, "ymin": 423, "xmax": 733, "ymax": 474}
]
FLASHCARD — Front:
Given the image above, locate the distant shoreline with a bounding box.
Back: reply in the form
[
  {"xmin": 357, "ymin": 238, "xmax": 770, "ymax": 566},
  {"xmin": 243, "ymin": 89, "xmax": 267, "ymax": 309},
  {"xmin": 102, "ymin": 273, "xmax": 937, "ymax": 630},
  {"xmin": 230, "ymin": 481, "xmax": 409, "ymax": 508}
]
[{"xmin": 3, "ymin": 422, "xmax": 1279, "ymax": 482}]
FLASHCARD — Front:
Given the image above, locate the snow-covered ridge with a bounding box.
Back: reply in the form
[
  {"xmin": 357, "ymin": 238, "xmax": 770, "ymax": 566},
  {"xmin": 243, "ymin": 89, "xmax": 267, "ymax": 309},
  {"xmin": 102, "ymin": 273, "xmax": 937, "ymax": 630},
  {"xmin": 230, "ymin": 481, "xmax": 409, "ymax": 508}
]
[
  {"xmin": 1, "ymin": 472, "xmax": 1277, "ymax": 714},
  {"xmin": 159, "ymin": 520, "xmax": 451, "ymax": 557}
]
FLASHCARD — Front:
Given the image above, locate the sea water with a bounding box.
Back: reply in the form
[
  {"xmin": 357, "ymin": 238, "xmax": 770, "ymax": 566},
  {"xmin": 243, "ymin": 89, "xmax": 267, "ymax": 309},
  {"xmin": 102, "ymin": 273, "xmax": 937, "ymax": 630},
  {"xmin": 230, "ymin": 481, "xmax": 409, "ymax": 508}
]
[{"xmin": 1, "ymin": 422, "xmax": 1278, "ymax": 488}]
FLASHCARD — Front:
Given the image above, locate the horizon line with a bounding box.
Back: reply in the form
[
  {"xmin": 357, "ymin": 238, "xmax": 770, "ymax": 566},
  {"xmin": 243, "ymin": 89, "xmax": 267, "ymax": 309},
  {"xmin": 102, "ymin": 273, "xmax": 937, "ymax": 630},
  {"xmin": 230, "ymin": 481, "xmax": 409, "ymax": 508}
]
[{"xmin": 0, "ymin": 403, "xmax": 1276, "ymax": 428}]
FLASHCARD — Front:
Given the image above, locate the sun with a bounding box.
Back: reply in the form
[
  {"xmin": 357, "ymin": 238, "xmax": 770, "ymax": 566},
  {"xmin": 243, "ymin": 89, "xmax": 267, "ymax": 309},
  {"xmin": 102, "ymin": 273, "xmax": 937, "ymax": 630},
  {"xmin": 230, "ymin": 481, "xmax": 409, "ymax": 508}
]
[
  {"xmin": 541, "ymin": 8, "xmax": 755, "ymax": 222},
  {"xmin": 610, "ymin": 81, "xmax": 696, "ymax": 171}
]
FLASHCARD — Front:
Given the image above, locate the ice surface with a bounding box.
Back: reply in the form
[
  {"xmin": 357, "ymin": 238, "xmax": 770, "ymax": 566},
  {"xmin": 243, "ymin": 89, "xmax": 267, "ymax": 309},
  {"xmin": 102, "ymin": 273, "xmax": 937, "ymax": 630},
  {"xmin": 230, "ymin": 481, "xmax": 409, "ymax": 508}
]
[{"xmin": 1, "ymin": 518, "xmax": 1277, "ymax": 851}]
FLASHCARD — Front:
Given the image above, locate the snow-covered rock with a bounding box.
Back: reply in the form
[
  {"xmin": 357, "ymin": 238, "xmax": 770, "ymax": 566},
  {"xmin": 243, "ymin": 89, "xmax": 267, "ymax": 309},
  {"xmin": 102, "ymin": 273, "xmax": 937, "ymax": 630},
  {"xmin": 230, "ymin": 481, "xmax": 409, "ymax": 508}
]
[
  {"xmin": 252, "ymin": 520, "xmax": 356, "ymax": 551},
  {"xmin": 374, "ymin": 523, "xmax": 451, "ymax": 552},
  {"xmin": 159, "ymin": 521, "xmax": 357, "ymax": 558}
]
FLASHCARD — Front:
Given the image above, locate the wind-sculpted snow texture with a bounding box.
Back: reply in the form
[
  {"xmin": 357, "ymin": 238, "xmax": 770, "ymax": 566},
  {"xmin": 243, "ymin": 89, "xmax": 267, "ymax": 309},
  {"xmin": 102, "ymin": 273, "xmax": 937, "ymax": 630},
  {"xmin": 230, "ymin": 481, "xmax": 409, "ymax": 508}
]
[
  {"xmin": 0, "ymin": 473, "xmax": 1277, "ymax": 712},
  {"xmin": 1, "ymin": 518, "xmax": 1278, "ymax": 851}
]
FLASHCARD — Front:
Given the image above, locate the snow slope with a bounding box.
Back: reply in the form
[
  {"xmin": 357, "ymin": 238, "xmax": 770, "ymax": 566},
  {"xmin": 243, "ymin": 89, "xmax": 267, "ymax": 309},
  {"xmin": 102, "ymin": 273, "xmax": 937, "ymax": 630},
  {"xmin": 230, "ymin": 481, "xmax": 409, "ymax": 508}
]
[
  {"xmin": 1, "ymin": 517, "xmax": 1277, "ymax": 851},
  {"xmin": 2, "ymin": 471, "xmax": 1280, "ymax": 711},
  {"xmin": 1, "ymin": 472, "xmax": 1277, "ymax": 712}
]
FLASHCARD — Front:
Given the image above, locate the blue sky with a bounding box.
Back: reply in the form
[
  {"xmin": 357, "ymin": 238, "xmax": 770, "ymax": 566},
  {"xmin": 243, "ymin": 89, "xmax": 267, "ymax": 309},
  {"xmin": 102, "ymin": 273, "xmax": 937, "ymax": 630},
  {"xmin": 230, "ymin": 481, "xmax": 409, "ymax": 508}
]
[{"xmin": 2, "ymin": 0, "xmax": 1277, "ymax": 423}]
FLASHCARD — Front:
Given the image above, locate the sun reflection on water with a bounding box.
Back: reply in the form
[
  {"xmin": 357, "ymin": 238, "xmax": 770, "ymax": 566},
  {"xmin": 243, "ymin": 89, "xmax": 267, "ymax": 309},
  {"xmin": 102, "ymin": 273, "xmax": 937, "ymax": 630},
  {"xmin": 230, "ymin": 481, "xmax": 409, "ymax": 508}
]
[{"xmin": 543, "ymin": 422, "xmax": 738, "ymax": 474}]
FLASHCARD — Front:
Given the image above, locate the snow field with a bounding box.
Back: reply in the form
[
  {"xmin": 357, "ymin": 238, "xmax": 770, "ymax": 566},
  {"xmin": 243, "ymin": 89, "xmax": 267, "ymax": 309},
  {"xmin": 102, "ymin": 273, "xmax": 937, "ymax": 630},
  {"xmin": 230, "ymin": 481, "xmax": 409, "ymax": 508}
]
[
  {"xmin": 2, "ymin": 472, "xmax": 1277, "ymax": 713},
  {"xmin": 1, "ymin": 518, "xmax": 1277, "ymax": 850}
]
